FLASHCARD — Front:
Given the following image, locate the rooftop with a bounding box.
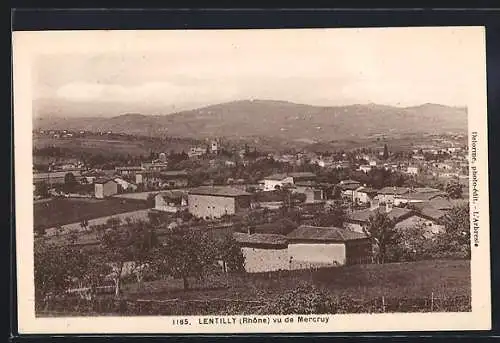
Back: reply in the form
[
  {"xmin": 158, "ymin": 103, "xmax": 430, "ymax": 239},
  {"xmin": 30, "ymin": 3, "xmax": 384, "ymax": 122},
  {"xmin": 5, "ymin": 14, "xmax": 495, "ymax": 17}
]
[
  {"xmin": 287, "ymin": 225, "xmax": 368, "ymax": 242},
  {"xmin": 233, "ymin": 232, "xmax": 288, "ymax": 246},
  {"xmin": 94, "ymin": 178, "xmax": 116, "ymax": 184},
  {"xmin": 188, "ymin": 186, "xmax": 251, "ymax": 197},
  {"xmin": 378, "ymin": 187, "xmax": 411, "ymax": 195},
  {"xmin": 347, "ymin": 207, "xmax": 414, "ymax": 223},
  {"xmin": 156, "ymin": 190, "xmax": 188, "ymax": 201}
]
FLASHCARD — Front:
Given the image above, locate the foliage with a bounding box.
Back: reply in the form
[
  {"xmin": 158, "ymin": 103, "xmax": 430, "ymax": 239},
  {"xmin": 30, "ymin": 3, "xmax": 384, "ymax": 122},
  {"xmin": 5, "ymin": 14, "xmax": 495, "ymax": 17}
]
[
  {"xmin": 34, "ymin": 241, "xmax": 91, "ymax": 299},
  {"xmin": 441, "ymin": 203, "xmax": 471, "ymax": 258},
  {"xmin": 154, "ymin": 227, "xmax": 215, "ymax": 290},
  {"xmin": 364, "ymin": 212, "xmax": 399, "ymax": 264},
  {"xmin": 216, "ymin": 233, "xmax": 246, "ymax": 273},
  {"xmin": 34, "ymin": 182, "xmax": 49, "ymax": 197},
  {"xmin": 258, "ymin": 284, "xmax": 334, "ymax": 315},
  {"xmin": 312, "ymin": 203, "xmax": 347, "ymax": 227},
  {"xmin": 445, "ymin": 180, "xmax": 464, "ymax": 199},
  {"xmin": 98, "ymin": 218, "xmax": 159, "ymax": 297}
]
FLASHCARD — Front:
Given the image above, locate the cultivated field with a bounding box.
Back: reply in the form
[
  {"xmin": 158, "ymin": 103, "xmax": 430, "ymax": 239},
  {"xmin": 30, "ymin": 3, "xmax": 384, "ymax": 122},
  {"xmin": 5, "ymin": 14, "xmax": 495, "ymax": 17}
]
[{"xmin": 34, "ymin": 197, "xmax": 151, "ymax": 231}]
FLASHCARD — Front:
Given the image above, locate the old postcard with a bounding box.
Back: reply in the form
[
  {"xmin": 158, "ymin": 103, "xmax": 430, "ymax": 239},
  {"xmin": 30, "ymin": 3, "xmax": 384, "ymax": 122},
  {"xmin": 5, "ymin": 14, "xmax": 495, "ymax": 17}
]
[{"xmin": 13, "ymin": 27, "xmax": 490, "ymax": 334}]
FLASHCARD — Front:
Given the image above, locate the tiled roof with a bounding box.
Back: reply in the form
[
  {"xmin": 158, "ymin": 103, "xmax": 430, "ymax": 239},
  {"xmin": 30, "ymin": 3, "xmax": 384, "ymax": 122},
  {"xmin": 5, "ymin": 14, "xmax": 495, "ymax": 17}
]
[
  {"xmin": 233, "ymin": 232, "xmax": 288, "ymax": 246},
  {"xmin": 94, "ymin": 178, "xmax": 116, "ymax": 184},
  {"xmin": 400, "ymin": 192, "xmax": 446, "ymax": 201},
  {"xmin": 188, "ymin": 186, "xmax": 251, "ymax": 197},
  {"xmin": 340, "ymin": 184, "xmax": 361, "ymax": 191},
  {"xmin": 156, "ymin": 190, "xmax": 187, "ymax": 201},
  {"xmin": 378, "ymin": 187, "xmax": 411, "ymax": 195},
  {"xmin": 356, "ymin": 187, "xmax": 378, "ymax": 194},
  {"xmin": 287, "ymin": 225, "xmax": 368, "ymax": 242},
  {"xmin": 264, "ymin": 173, "xmax": 289, "ymax": 181},
  {"xmin": 347, "ymin": 207, "xmax": 414, "ymax": 223}
]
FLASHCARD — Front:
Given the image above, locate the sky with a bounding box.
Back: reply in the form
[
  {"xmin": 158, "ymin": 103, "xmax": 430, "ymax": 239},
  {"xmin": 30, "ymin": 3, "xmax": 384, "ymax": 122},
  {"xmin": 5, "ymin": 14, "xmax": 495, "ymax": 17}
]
[{"xmin": 29, "ymin": 27, "xmax": 484, "ymax": 115}]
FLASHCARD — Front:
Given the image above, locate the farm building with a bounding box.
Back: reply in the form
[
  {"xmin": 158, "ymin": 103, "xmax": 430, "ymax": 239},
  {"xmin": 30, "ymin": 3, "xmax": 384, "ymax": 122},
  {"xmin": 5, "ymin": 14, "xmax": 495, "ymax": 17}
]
[
  {"xmin": 187, "ymin": 186, "xmax": 252, "ymax": 219},
  {"xmin": 154, "ymin": 191, "xmax": 188, "ymax": 213},
  {"xmin": 345, "ymin": 203, "xmax": 444, "ymax": 237},
  {"xmin": 354, "ymin": 187, "xmax": 378, "ymax": 204},
  {"xmin": 233, "ymin": 232, "xmax": 289, "ymax": 273},
  {"xmin": 393, "ymin": 190, "xmax": 447, "ymax": 206},
  {"xmin": 113, "ymin": 177, "xmax": 138, "ymax": 192},
  {"xmin": 94, "ymin": 178, "xmax": 118, "ymax": 199},
  {"xmin": 377, "ymin": 186, "xmax": 411, "ymax": 204},
  {"xmin": 338, "ymin": 180, "xmax": 362, "ymax": 201},
  {"xmin": 135, "ymin": 170, "xmax": 189, "ymax": 189},
  {"xmin": 287, "ymin": 225, "xmax": 371, "ymax": 268},
  {"xmin": 115, "ymin": 166, "xmax": 143, "ymax": 176},
  {"xmin": 261, "ymin": 172, "xmax": 317, "ymax": 192}
]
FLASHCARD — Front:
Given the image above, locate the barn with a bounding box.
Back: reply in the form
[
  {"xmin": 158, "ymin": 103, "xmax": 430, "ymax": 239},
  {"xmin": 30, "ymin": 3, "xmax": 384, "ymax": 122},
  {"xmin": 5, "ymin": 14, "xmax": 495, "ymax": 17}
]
[
  {"xmin": 187, "ymin": 186, "xmax": 252, "ymax": 219},
  {"xmin": 286, "ymin": 225, "xmax": 371, "ymax": 268},
  {"xmin": 94, "ymin": 178, "xmax": 118, "ymax": 199},
  {"xmin": 233, "ymin": 232, "xmax": 289, "ymax": 273}
]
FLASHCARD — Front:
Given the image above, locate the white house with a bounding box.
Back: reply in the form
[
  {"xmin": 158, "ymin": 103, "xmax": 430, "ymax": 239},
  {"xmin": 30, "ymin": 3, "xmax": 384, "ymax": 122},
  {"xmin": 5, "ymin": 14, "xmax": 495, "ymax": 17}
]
[
  {"xmin": 262, "ymin": 172, "xmax": 317, "ymax": 192},
  {"xmin": 287, "ymin": 226, "xmax": 371, "ymax": 268},
  {"xmin": 113, "ymin": 177, "xmax": 138, "ymax": 192},
  {"xmin": 233, "ymin": 232, "xmax": 289, "ymax": 273},
  {"xmin": 358, "ymin": 165, "xmax": 372, "ymax": 173},
  {"xmin": 406, "ymin": 166, "xmax": 419, "ymax": 175},
  {"xmin": 154, "ymin": 191, "xmax": 188, "ymax": 213},
  {"xmin": 94, "ymin": 178, "xmax": 118, "ymax": 199},
  {"xmin": 354, "ymin": 187, "xmax": 378, "ymax": 204}
]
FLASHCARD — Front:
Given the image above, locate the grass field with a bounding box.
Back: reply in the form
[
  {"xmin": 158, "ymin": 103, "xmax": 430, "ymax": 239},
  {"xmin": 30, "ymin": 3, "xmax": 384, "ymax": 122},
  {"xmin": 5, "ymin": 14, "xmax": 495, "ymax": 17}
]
[
  {"xmin": 34, "ymin": 197, "xmax": 151, "ymax": 230},
  {"xmin": 37, "ymin": 259, "xmax": 471, "ymax": 316},
  {"xmin": 122, "ymin": 259, "xmax": 470, "ymax": 301}
]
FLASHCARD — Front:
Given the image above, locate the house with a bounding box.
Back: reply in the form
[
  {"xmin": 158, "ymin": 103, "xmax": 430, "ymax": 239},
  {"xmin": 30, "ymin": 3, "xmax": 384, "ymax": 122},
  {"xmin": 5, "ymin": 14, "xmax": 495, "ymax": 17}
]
[
  {"xmin": 94, "ymin": 178, "xmax": 118, "ymax": 199},
  {"xmin": 154, "ymin": 191, "xmax": 188, "ymax": 213},
  {"xmin": 135, "ymin": 170, "xmax": 189, "ymax": 189},
  {"xmin": 377, "ymin": 186, "xmax": 411, "ymax": 204},
  {"xmin": 287, "ymin": 225, "xmax": 371, "ymax": 268},
  {"xmin": 406, "ymin": 166, "xmax": 419, "ymax": 175},
  {"xmin": 188, "ymin": 147, "xmax": 207, "ymax": 158},
  {"xmin": 233, "ymin": 232, "xmax": 289, "ymax": 273},
  {"xmin": 262, "ymin": 172, "xmax": 317, "ymax": 192},
  {"xmin": 113, "ymin": 177, "xmax": 138, "ymax": 192},
  {"xmin": 141, "ymin": 161, "xmax": 169, "ymax": 172},
  {"xmin": 345, "ymin": 203, "xmax": 414, "ymax": 233},
  {"xmin": 345, "ymin": 202, "xmax": 444, "ymax": 237},
  {"xmin": 187, "ymin": 186, "xmax": 252, "ymax": 219},
  {"xmin": 393, "ymin": 190, "xmax": 447, "ymax": 206},
  {"xmin": 354, "ymin": 187, "xmax": 378, "ymax": 204},
  {"xmin": 262, "ymin": 174, "xmax": 294, "ymax": 191},
  {"xmin": 358, "ymin": 165, "xmax": 372, "ymax": 173},
  {"xmin": 115, "ymin": 166, "xmax": 143, "ymax": 176},
  {"xmin": 293, "ymin": 181, "xmax": 325, "ymax": 203},
  {"xmin": 338, "ymin": 180, "xmax": 362, "ymax": 201}
]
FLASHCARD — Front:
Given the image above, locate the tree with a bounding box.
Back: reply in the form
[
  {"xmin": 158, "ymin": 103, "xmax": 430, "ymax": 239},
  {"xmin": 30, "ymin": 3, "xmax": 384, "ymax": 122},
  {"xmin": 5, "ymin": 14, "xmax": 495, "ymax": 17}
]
[
  {"xmin": 441, "ymin": 203, "xmax": 470, "ymax": 258},
  {"xmin": 312, "ymin": 203, "xmax": 346, "ymax": 228},
  {"xmin": 364, "ymin": 212, "xmax": 399, "ymax": 264},
  {"xmin": 63, "ymin": 172, "xmax": 78, "ymax": 193},
  {"xmin": 154, "ymin": 227, "xmax": 215, "ymax": 290},
  {"xmin": 34, "ymin": 182, "xmax": 49, "ymax": 197},
  {"xmin": 98, "ymin": 218, "xmax": 158, "ymax": 297},
  {"xmin": 34, "ymin": 242, "xmax": 91, "ymax": 303},
  {"xmin": 216, "ymin": 233, "xmax": 245, "ymax": 273},
  {"xmin": 383, "ymin": 144, "xmax": 389, "ymax": 160},
  {"xmin": 445, "ymin": 180, "xmax": 464, "ymax": 199}
]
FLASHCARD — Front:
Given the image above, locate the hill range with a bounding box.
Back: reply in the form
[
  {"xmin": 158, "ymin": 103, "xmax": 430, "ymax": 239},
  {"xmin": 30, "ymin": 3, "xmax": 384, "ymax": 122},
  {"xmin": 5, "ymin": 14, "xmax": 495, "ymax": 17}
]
[{"xmin": 33, "ymin": 99, "xmax": 467, "ymax": 142}]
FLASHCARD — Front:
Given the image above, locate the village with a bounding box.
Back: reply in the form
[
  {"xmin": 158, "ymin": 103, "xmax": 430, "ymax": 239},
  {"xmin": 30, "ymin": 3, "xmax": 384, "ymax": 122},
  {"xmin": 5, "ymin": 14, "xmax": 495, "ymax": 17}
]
[{"xmin": 33, "ymin": 131, "xmax": 469, "ymax": 280}]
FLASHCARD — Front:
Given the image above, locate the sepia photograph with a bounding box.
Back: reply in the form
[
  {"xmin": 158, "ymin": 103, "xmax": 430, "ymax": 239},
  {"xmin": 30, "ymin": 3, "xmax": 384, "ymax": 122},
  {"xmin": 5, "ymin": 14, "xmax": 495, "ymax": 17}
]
[{"xmin": 13, "ymin": 26, "xmax": 490, "ymax": 333}]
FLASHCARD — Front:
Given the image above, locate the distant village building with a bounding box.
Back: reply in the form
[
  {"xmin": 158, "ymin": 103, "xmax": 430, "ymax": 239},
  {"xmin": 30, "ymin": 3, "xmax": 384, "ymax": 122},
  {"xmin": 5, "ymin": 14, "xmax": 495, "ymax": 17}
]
[
  {"xmin": 345, "ymin": 203, "xmax": 444, "ymax": 237},
  {"xmin": 115, "ymin": 166, "xmax": 144, "ymax": 177},
  {"xmin": 354, "ymin": 187, "xmax": 378, "ymax": 204},
  {"xmin": 187, "ymin": 186, "xmax": 252, "ymax": 219},
  {"xmin": 338, "ymin": 180, "xmax": 362, "ymax": 201},
  {"xmin": 135, "ymin": 170, "xmax": 189, "ymax": 189},
  {"xmin": 159, "ymin": 152, "xmax": 167, "ymax": 163},
  {"xmin": 262, "ymin": 172, "xmax": 317, "ymax": 192},
  {"xmin": 188, "ymin": 146, "xmax": 207, "ymax": 158},
  {"xmin": 358, "ymin": 165, "xmax": 372, "ymax": 173},
  {"xmin": 154, "ymin": 191, "xmax": 188, "ymax": 213},
  {"xmin": 94, "ymin": 178, "xmax": 118, "ymax": 199},
  {"xmin": 406, "ymin": 166, "xmax": 419, "ymax": 175},
  {"xmin": 377, "ymin": 186, "xmax": 411, "ymax": 204},
  {"xmin": 113, "ymin": 177, "xmax": 138, "ymax": 192}
]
